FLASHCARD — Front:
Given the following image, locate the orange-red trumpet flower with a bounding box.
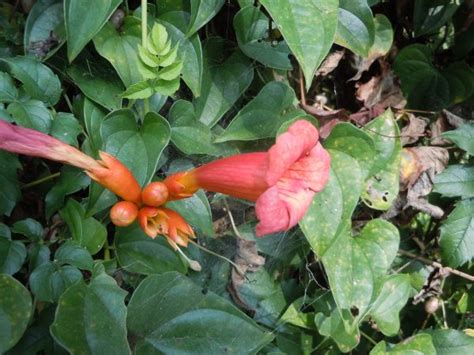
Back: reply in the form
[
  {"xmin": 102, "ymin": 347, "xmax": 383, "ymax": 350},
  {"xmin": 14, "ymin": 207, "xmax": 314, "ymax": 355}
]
[
  {"xmin": 138, "ymin": 206, "xmax": 195, "ymax": 248},
  {"xmin": 0, "ymin": 120, "xmax": 142, "ymax": 204},
  {"xmin": 164, "ymin": 120, "xmax": 331, "ymax": 236}
]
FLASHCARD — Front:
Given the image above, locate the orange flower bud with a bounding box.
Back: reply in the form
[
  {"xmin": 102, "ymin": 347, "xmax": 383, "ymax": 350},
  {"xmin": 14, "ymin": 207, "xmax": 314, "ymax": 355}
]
[
  {"xmin": 110, "ymin": 201, "xmax": 139, "ymax": 227},
  {"xmin": 163, "ymin": 171, "xmax": 199, "ymax": 200},
  {"xmin": 142, "ymin": 181, "xmax": 169, "ymax": 207},
  {"xmin": 87, "ymin": 151, "xmax": 142, "ymax": 205}
]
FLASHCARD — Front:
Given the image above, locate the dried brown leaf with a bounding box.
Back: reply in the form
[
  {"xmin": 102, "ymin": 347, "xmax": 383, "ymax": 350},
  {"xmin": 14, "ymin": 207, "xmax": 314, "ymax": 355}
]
[{"xmin": 400, "ymin": 114, "xmax": 429, "ymax": 145}]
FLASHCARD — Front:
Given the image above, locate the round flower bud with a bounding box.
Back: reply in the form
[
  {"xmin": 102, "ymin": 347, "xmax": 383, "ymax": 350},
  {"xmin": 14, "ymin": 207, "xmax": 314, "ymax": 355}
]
[
  {"xmin": 142, "ymin": 181, "xmax": 169, "ymax": 207},
  {"xmin": 424, "ymin": 297, "xmax": 440, "ymax": 314},
  {"xmin": 110, "ymin": 201, "xmax": 138, "ymax": 227}
]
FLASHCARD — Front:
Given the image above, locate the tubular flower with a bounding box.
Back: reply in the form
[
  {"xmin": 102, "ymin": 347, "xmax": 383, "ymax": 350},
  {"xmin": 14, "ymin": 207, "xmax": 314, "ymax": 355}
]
[
  {"xmin": 0, "ymin": 120, "xmax": 142, "ymax": 204},
  {"xmin": 164, "ymin": 120, "xmax": 331, "ymax": 236},
  {"xmin": 138, "ymin": 206, "xmax": 195, "ymax": 248}
]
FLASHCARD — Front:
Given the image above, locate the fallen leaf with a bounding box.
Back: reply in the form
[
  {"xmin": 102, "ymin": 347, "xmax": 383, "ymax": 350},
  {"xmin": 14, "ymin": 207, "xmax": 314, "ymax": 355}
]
[
  {"xmin": 316, "ymin": 50, "xmax": 345, "ymax": 77},
  {"xmin": 400, "ymin": 113, "xmax": 429, "ymax": 145}
]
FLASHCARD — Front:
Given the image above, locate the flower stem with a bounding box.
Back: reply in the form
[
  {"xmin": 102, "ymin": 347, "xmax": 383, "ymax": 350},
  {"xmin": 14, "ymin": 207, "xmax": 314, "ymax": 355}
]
[
  {"xmin": 141, "ymin": 0, "xmax": 150, "ymax": 114},
  {"xmin": 22, "ymin": 172, "xmax": 60, "ymax": 189}
]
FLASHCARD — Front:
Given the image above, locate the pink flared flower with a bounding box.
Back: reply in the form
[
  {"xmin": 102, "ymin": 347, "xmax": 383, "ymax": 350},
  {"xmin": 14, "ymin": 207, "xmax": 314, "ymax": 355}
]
[{"xmin": 164, "ymin": 120, "xmax": 331, "ymax": 236}]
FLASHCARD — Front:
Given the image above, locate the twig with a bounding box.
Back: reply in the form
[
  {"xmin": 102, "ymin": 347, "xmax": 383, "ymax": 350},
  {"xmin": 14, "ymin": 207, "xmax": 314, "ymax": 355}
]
[
  {"xmin": 398, "ymin": 249, "xmax": 474, "ymax": 282},
  {"xmin": 223, "ymin": 199, "xmax": 243, "ymax": 239},
  {"xmin": 22, "ymin": 172, "xmax": 60, "ymax": 189}
]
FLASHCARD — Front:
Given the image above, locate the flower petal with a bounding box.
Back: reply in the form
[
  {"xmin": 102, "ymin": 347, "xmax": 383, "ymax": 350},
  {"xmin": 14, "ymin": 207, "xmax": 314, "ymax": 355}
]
[{"xmin": 266, "ymin": 120, "xmax": 319, "ymax": 185}]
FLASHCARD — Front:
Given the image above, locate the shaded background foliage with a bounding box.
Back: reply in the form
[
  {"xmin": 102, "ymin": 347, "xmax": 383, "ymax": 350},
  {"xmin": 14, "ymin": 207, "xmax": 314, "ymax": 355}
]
[{"xmin": 0, "ymin": 0, "xmax": 474, "ymax": 354}]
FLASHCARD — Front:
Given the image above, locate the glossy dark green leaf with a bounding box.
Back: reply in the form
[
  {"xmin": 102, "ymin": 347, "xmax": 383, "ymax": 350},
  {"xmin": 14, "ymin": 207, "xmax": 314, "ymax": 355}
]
[
  {"xmin": 187, "ymin": 0, "xmax": 225, "ymax": 36},
  {"xmin": 159, "ymin": 14, "xmax": 203, "ymax": 97},
  {"xmin": 64, "ymin": 0, "xmax": 122, "ymax": 61},
  {"xmin": 51, "ymin": 272, "xmax": 131, "ymax": 354},
  {"xmin": 371, "ymin": 334, "xmax": 435, "ymax": 355},
  {"xmin": 127, "ymin": 272, "xmax": 273, "ymax": 353},
  {"xmin": 414, "ymin": 0, "xmax": 459, "ymax": 37},
  {"xmin": 50, "ymin": 112, "xmax": 82, "ymax": 146},
  {"xmin": 67, "ymin": 56, "xmax": 124, "ymax": 111},
  {"xmin": 439, "ymin": 198, "xmax": 474, "ymax": 267},
  {"xmin": 215, "ymin": 81, "xmax": 297, "ymax": 142},
  {"xmin": 0, "ymin": 224, "xmax": 27, "ymax": 275},
  {"xmin": 60, "ymin": 199, "xmax": 107, "ymax": 255},
  {"xmin": 335, "ymin": 0, "xmax": 375, "ymax": 57},
  {"xmin": 27, "ymin": 244, "xmax": 51, "ymax": 271},
  {"xmin": 0, "ymin": 274, "xmax": 32, "ymax": 353},
  {"xmin": 428, "ymin": 329, "xmax": 474, "ymax": 355},
  {"xmin": 7, "ymin": 99, "xmax": 53, "ymax": 133},
  {"xmin": 259, "ymin": 0, "xmax": 338, "ymax": 90},
  {"xmin": 0, "ymin": 72, "xmax": 18, "ymax": 103},
  {"xmin": 45, "ymin": 166, "xmax": 90, "ymax": 218},
  {"xmin": 442, "ymin": 122, "xmax": 474, "ymax": 155},
  {"xmin": 361, "ymin": 110, "xmax": 401, "ymax": 210},
  {"xmin": 114, "ymin": 224, "xmax": 186, "ymax": 275},
  {"xmin": 193, "ymin": 46, "xmax": 253, "ymax": 127},
  {"xmin": 234, "ymin": 5, "xmax": 292, "ymax": 70},
  {"xmin": 0, "ymin": 56, "xmax": 61, "ymax": 106},
  {"xmin": 24, "ymin": 0, "xmax": 64, "ymax": 58},
  {"xmin": 55, "ymin": 241, "xmax": 93, "ymax": 271},
  {"xmin": 82, "ymin": 97, "xmax": 106, "ymax": 154},
  {"xmin": 29, "ymin": 263, "xmax": 82, "ymax": 302},
  {"xmin": 94, "ymin": 18, "xmax": 154, "ymax": 86},
  {"xmin": 434, "ymin": 165, "xmax": 474, "ymax": 198},
  {"xmin": 442, "ymin": 61, "xmax": 474, "ymax": 105},
  {"xmin": 0, "ymin": 151, "xmax": 21, "ymax": 217},
  {"xmin": 394, "ymin": 44, "xmax": 450, "ymax": 110},
  {"xmin": 12, "ymin": 218, "xmax": 44, "ymax": 241},
  {"xmin": 167, "ymin": 190, "xmax": 213, "ymax": 236}
]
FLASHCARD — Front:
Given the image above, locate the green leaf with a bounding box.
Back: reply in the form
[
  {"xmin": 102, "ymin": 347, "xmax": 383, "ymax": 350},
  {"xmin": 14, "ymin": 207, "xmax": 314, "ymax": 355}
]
[
  {"xmin": 51, "ymin": 272, "xmax": 131, "ymax": 354},
  {"xmin": 0, "ymin": 56, "xmax": 61, "ymax": 106},
  {"xmin": 434, "ymin": 165, "xmax": 474, "ymax": 198},
  {"xmin": 29, "ymin": 263, "xmax": 82, "ymax": 302},
  {"xmin": 114, "ymin": 224, "xmax": 186, "ymax": 275},
  {"xmin": 101, "ymin": 109, "xmax": 171, "ymax": 186},
  {"xmin": 187, "ymin": 0, "xmax": 225, "ymax": 36},
  {"xmin": 50, "ymin": 112, "xmax": 82, "ymax": 146},
  {"xmin": 7, "ymin": 99, "xmax": 53, "ymax": 133},
  {"xmin": 259, "ymin": 0, "xmax": 338, "ymax": 90},
  {"xmin": 0, "ymin": 274, "xmax": 32, "ymax": 353},
  {"xmin": 194, "ymin": 48, "xmax": 253, "ymax": 127},
  {"xmin": 301, "ymin": 150, "xmax": 363, "ymax": 257},
  {"xmin": 24, "ymin": 0, "xmax": 65, "ymax": 58},
  {"xmin": 82, "ymin": 97, "xmax": 106, "ymax": 153},
  {"xmin": 159, "ymin": 13, "xmax": 203, "ymax": 97},
  {"xmin": 324, "ymin": 122, "xmax": 376, "ymax": 180},
  {"xmin": 279, "ymin": 297, "xmax": 314, "ymax": 329},
  {"xmin": 55, "ymin": 241, "xmax": 93, "ymax": 270},
  {"xmin": 413, "ymin": 0, "xmax": 459, "ymax": 37},
  {"xmin": 167, "ymin": 190, "xmax": 213, "ymax": 236},
  {"xmin": 442, "ymin": 62, "xmax": 474, "ymax": 105},
  {"xmin": 67, "ymin": 55, "xmax": 124, "ymax": 110},
  {"xmin": 64, "ymin": 0, "xmax": 122, "ymax": 61},
  {"xmin": 315, "ymin": 307, "xmax": 360, "ymax": 353},
  {"xmin": 234, "ymin": 6, "xmax": 292, "ymax": 70},
  {"xmin": 394, "ymin": 44, "xmax": 450, "ymax": 110},
  {"xmin": 370, "ymin": 14, "xmax": 394, "ymax": 58},
  {"xmin": 94, "ymin": 18, "xmax": 154, "ymax": 86},
  {"xmin": 121, "ymin": 80, "xmax": 154, "ymax": 99},
  {"xmin": 335, "ymin": 0, "xmax": 375, "ymax": 57},
  {"xmin": 168, "ymin": 100, "xmax": 225, "ymax": 156},
  {"xmin": 59, "ymin": 199, "xmax": 107, "ymax": 255},
  {"xmin": 439, "ymin": 198, "xmax": 474, "ymax": 268},
  {"xmin": 215, "ymin": 81, "xmax": 297, "ymax": 142},
  {"xmin": 442, "ymin": 122, "xmax": 474, "ymax": 155},
  {"xmin": 12, "ymin": 218, "xmax": 44, "ymax": 241},
  {"xmin": 368, "ymin": 274, "xmax": 411, "ymax": 336},
  {"xmin": 427, "ymin": 329, "xmax": 474, "ymax": 355},
  {"xmin": 0, "ymin": 151, "xmax": 21, "ymax": 217},
  {"xmin": 45, "ymin": 166, "xmax": 90, "ymax": 218},
  {"xmin": 0, "ymin": 72, "xmax": 18, "ymax": 102},
  {"xmin": 371, "ymin": 334, "xmax": 436, "ymax": 355},
  {"xmin": 127, "ymin": 272, "xmax": 273, "ymax": 353},
  {"xmin": 361, "ymin": 110, "xmax": 401, "ymax": 210},
  {"xmin": 0, "ymin": 224, "xmax": 27, "ymax": 275}
]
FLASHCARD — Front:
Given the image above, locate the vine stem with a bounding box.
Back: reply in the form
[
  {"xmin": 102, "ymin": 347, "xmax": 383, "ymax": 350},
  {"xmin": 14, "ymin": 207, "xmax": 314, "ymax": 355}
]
[
  {"xmin": 398, "ymin": 249, "xmax": 474, "ymax": 282},
  {"xmin": 22, "ymin": 172, "xmax": 60, "ymax": 189},
  {"xmin": 141, "ymin": 0, "xmax": 150, "ymax": 114}
]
